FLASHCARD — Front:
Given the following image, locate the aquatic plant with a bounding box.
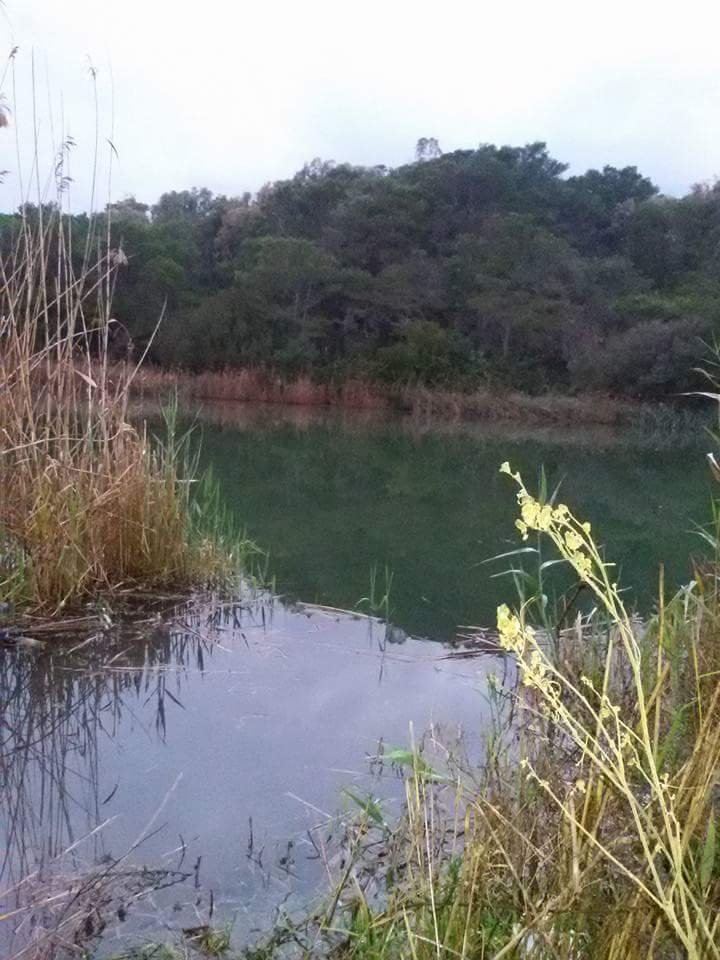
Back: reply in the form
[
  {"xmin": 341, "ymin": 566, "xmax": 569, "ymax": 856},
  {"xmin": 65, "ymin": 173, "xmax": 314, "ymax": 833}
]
[{"xmin": 356, "ymin": 564, "xmax": 394, "ymax": 620}]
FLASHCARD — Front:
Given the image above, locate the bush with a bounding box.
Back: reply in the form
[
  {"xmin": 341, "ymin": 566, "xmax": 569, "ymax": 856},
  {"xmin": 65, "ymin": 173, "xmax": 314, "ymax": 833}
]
[
  {"xmin": 569, "ymin": 316, "xmax": 709, "ymax": 397},
  {"xmin": 371, "ymin": 320, "xmax": 476, "ymax": 386}
]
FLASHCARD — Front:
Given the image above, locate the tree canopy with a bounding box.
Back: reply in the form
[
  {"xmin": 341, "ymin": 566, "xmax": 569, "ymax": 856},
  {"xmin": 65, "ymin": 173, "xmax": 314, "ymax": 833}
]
[{"xmin": 6, "ymin": 140, "xmax": 719, "ymax": 398}]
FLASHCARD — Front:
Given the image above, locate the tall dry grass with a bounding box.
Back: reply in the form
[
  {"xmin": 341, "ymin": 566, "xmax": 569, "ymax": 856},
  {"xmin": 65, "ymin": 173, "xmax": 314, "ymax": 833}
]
[
  {"xmin": 0, "ymin": 211, "xmax": 236, "ymax": 612},
  {"xmin": 0, "ymin": 78, "xmax": 245, "ymax": 614},
  {"xmin": 125, "ymin": 365, "xmax": 646, "ymax": 426},
  {"xmin": 125, "ymin": 365, "xmax": 391, "ymax": 411}
]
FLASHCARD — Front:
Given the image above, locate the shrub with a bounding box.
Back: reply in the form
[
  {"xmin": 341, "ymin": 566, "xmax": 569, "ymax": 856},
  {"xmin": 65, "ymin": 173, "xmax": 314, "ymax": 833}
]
[
  {"xmin": 371, "ymin": 320, "xmax": 475, "ymax": 386},
  {"xmin": 568, "ymin": 316, "xmax": 708, "ymax": 397}
]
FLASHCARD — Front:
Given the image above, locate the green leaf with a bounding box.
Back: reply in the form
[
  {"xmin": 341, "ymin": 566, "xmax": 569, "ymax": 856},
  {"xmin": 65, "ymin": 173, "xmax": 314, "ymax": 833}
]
[
  {"xmin": 342, "ymin": 789, "xmax": 387, "ymax": 827},
  {"xmin": 384, "ymin": 748, "xmax": 445, "ymax": 781}
]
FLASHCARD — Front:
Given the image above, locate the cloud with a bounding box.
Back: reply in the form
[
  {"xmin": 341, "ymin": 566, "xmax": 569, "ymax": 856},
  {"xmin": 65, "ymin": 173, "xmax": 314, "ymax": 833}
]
[{"xmin": 1, "ymin": 0, "xmax": 719, "ymax": 210}]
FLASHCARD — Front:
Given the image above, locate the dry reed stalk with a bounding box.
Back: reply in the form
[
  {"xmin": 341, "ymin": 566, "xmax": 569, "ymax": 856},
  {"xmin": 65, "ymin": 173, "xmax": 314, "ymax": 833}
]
[
  {"xmin": 0, "ymin": 68, "xmax": 237, "ymax": 615},
  {"xmin": 118, "ymin": 365, "xmax": 648, "ymax": 425}
]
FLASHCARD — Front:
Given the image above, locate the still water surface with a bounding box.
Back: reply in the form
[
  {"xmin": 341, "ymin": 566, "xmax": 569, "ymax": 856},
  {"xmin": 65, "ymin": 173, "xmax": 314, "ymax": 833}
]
[
  {"xmin": 0, "ymin": 405, "xmax": 712, "ymax": 953},
  {"xmin": 197, "ymin": 404, "xmax": 712, "ymax": 636}
]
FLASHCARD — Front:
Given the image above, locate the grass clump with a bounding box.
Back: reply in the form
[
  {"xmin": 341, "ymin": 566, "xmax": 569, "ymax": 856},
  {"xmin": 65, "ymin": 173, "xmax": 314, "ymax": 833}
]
[
  {"xmin": 0, "ymin": 136, "xmax": 257, "ymax": 616},
  {"xmin": 109, "ymin": 923, "xmax": 233, "ymax": 958}
]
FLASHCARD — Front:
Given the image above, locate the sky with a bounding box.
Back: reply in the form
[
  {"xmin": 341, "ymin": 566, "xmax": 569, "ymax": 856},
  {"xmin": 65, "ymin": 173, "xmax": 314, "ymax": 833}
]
[{"xmin": 2, "ymin": 0, "xmax": 720, "ymax": 211}]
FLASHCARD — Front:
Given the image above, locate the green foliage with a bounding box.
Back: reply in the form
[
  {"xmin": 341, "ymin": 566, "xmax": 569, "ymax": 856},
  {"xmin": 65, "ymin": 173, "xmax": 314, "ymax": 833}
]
[
  {"xmin": 569, "ymin": 316, "xmax": 709, "ymax": 397},
  {"xmin": 7, "ymin": 142, "xmax": 720, "ymax": 397},
  {"xmin": 371, "ymin": 320, "xmax": 472, "ymax": 385}
]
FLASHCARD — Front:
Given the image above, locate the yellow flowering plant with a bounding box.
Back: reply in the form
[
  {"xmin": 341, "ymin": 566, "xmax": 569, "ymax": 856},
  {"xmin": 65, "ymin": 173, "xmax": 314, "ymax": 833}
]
[{"xmin": 495, "ymin": 463, "xmax": 720, "ymax": 959}]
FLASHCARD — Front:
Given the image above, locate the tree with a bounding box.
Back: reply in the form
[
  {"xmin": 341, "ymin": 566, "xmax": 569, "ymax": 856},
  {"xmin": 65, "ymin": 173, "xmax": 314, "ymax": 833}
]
[
  {"xmin": 623, "ymin": 199, "xmax": 686, "ymax": 287},
  {"xmin": 151, "ymin": 187, "xmax": 216, "ymax": 224},
  {"xmin": 232, "ymin": 237, "xmax": 343, "ymax": 368},
  {"xmin": 373, "ymin": 320, "xmax": 472, "ymax": 385},
  {"xmin": 415, "ymin": 137, "xmax": 442, "ymax": 162},
  {"xmin": 5, "ymin": 137, "xmax": 714, "ymax": 399},
  {"xmin": 107, "ymin": 196, "xmax": 150, "ymax": 225},
  {"xmin": 446, "ymin": 216, "xmax": 587, "ymax": 385},
  {"xmin": 327, "ymin": 177, "xmax": 427, "ymax": 273},
  {"xmin": 568, "ymin": 317, "xmax": 708, "ymax": 397}
]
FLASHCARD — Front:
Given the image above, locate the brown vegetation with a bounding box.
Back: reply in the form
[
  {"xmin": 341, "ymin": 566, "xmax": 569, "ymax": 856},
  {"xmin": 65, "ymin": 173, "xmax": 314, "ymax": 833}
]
[
  {"xmin": 0, "ymin": 206, "xmax": 242, "ymax": 615},
  {"xmin": 121, "ymin": 365, "xmax": 644, "ymax": 427}
]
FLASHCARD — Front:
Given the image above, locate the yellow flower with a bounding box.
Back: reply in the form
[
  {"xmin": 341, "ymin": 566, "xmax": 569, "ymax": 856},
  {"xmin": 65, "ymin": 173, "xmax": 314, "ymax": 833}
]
[
  {"xmin": 520, "ymin": 497, "xmax": 540, "ymax": 528},
  {"xmin": 521, "ymin": 648, "xmax": 548, "ymax": 689},
  {"xmin": 496, "ymin": 604, "xmax": 524, "ymax": 653},
  {"xmin": 571, "ymin": 551, "xmax": 593, "ymax": 580},
  {"xmin": 500, "ymin": 461, "xmax": 597, "ymax": 582},
  {"xmin": 518, "ymin": 494, "xmax": 554, "ymax": 533},
  {"xmin": 497, "ymin": 603, "xmax": 518, "ymax": 635},
  {"xmin": 537, "ymin": 504, "xmax": 553, "ymax": 530},
  {"xmin": 564, "ymin": 529, "xmax": 583, "ymax": 551}
]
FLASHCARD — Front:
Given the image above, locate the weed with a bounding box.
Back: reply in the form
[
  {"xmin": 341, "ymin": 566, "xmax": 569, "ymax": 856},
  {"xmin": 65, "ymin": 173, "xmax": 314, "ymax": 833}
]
[{"xmin": 356, "ymin": 565, "xmax": 394, "ymax": 620}]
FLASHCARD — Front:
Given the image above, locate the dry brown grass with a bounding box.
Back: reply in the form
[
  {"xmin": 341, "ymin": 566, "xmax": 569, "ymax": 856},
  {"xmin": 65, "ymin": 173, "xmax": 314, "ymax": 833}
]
[
  {"xmin": 124, "ymin": 365, "xmax": 642, "ymax": 426},
  {"xmin": 0, "ymin": 198, "xmax": 238, "ymax": 615},
  {"xmin": 124, "ymin": 365, "xmax": 389, "ymax": 411}
]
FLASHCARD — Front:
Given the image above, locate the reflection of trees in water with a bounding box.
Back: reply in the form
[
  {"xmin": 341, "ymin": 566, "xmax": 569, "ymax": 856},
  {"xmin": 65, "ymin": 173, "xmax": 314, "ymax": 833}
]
[{"xmin": 0, "ymin": 592, "xmax": 277, "ymax": 956}]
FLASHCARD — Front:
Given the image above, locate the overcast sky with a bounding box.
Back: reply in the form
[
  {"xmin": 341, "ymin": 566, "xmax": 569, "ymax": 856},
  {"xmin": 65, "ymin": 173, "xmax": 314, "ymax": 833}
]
[{"xmin": 2, "ymin": 0, "xmax": 720, "ymax": 211}]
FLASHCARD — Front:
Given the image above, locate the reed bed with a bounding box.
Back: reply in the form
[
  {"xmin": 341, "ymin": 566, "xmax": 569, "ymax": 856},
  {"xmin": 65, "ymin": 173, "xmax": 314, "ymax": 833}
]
[
  {"xmin": 123, "ymin": 366, "xmax": 647, "ymax": 427},
  {"xmin": 125, "ymin": 366, "xmax": 389, "ymax": 412},
  {"xmin": 0, "ymin": 187, "xmax": 253, "ymax": 616}
]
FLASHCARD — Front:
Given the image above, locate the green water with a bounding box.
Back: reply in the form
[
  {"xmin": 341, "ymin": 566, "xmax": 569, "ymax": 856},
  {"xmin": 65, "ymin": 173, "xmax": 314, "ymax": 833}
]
[{"xmin": 193, "ymin": 404, "xmax": 713, "ymax": 640}]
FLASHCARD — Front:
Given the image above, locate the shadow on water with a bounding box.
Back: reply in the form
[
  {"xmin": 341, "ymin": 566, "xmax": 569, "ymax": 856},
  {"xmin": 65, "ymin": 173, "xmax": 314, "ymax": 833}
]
[{"xmin": 0, "ymin": 592, "xmax": 502, "ymax": 956}]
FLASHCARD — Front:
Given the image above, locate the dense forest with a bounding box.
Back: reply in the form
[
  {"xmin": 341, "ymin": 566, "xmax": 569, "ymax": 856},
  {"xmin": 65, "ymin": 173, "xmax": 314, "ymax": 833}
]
[{"xmin": 4, "ymin": 139, "xmax": 720, "ymax": 397}]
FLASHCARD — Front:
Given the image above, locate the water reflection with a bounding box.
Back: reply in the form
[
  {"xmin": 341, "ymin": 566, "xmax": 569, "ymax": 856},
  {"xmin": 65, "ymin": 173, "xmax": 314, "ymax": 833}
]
[
  {"xmin": 0, "ymin": 593, "xmax": 498, "ymax": 955},
  {"xmin": 182, "ymin": 403, "xmax": 710, "ymax": 638}
]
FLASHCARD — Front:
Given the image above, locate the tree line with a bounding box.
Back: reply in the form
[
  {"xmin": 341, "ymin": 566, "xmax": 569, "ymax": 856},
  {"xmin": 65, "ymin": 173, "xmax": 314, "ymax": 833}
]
[{"xmin": 4, "ymin": 139, "xmax": 720, "ymax": 397}]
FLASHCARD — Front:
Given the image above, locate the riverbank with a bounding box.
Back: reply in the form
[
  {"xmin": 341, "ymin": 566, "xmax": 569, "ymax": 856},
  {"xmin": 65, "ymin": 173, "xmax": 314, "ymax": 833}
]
[{"xmin": 122, "ymin": 365, "xmax": 678, "ymax": 428}]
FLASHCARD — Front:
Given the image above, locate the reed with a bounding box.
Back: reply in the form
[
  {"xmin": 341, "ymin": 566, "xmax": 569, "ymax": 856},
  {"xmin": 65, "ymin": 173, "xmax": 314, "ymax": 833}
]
[
  {"xmin": 124, "ymin": 365, "xmax": 655, "ymax": 426},
  {"xmin": 0, "ymin": 74, "xmax": 252, "ymax": 615}
]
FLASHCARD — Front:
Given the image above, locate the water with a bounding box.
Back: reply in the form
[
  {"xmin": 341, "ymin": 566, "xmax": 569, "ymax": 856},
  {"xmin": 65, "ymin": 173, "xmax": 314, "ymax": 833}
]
[
  {"xmin": 0, "ymin": 404, "xmax": 712, "ymax": 954},
  {"xmin": 0, "ymin": 596, "xmax": 498, "ymax": 955},
  {"xmin": 195, "ymin": 403, "xmax": 712, "ymax": 637}
]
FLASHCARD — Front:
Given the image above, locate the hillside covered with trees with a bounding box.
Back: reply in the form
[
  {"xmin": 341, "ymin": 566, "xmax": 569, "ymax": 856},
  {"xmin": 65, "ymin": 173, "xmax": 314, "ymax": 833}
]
[{"xmin": 5, "ymin": 139, "xmax": 720, "ymax": 398}]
